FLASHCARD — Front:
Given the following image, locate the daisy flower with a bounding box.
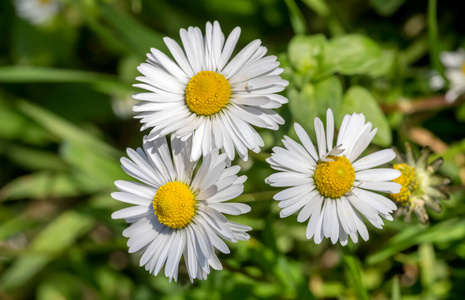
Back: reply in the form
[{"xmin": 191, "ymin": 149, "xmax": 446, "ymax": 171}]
[
  {"xmin": 390, "ymin": 143, "xmax": 450, "ymax": 223},
  {"xmin": 111, "ymin": 136, "xmax": 251, "ymax": 282},
  {"xmin": 133, "ymin": 21, "xmax": 288, "ymax": 161},
  {"xmin": 14, "ymin": 0, "xmax": 60, "ymax": 25},
  {"xmin": 265, "ymin": 109, "xmax": 402, "ymax": 245},
  {"xmin": 430, "ymin": 49, "xmax": 465, "ymax": 103}
]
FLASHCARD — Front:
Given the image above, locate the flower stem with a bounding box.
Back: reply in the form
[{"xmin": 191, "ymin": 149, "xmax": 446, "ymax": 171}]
[{"xmin": 341, "ymin": 246, "xmax": 370, "ymax": 300}]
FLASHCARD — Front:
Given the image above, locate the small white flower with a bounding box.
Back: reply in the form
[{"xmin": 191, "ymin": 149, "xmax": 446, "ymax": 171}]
[
  {"xmin": 265, "ymin": 109, "xmax": 401, "ymax": 245},
  {"xmin": 112, "ymin": 136, "xmax": 251, "ymax": 282},
  {"xmin": 14, "ymin": 0, "xmax": 60, "ymax": 25},
  {"xmin": 133, "ymin": 21, "xmax": 288, "ymax": 162},
  {"xmin": 436, "ymin": 49, "xmax": 465, "ymax": 103}
]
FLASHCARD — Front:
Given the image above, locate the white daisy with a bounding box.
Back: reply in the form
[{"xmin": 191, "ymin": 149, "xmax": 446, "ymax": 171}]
[
  {"xmin": 265, "ymin": 109, "xmax": 402, "ymax": 245},
  {"xmin": 14, "ymin": 0, "xmax": 60, "ymax": 25},
  {"xmin": 133, "ymin": 21, "xmax": 288, "ymax": 162},
  {"xmin": 111, "ymin": 136, "xmax": 251, "ymax": 282},
  {"xmin": 430, "ymin": 49, "xmax": 465, "ymax": 103}
]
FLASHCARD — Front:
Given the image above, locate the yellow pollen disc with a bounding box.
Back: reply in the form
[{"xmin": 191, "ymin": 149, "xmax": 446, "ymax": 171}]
[
  {"xmin": 462, "ymin": 63, "xmax": 465, "ymax": 75},
  {"xmin": 152, "ymin": 181, "xmax": 196, "ymax": 229},
  {"xmin": 389, "ymin": 163, "xmax": 418, "ymax": 205},
  {"xmin": 185, "ymin": 71, "xmax": 231, "ymax": 116},
  {"xmin": 39, "ymin": 0, "xmax": 51, "ymax": 4},
  {"xmin": 314, "ymin": 155, "xmax": 355, "ymax": 199}
]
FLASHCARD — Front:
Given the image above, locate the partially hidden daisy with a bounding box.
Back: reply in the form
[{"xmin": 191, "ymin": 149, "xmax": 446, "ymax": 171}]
[
  {"xmin": 14, "ymin": 0, "xmax": 60, "ymax": 25},
  {"xmin": 265, "ymin": 109, "xmax": 402, "ymax": 245},
  {"xmin": 430, "ymin": 48, "xmax": 465, "ymax": 103},
  {"xmin": 390, "ymin": 143, "xmax": 450, "ymax": 223},
  {"xmin": 133, "ymin": 21, "xmax": 288, "ymax": 161},
  {"xmin": 111, "ymin": 136, "xmax": 251, "ymax": 282}
]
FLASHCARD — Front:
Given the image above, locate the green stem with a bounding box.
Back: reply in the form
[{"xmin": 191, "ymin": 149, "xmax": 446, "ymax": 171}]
[
  {"xmin": 341, "ymin": 246, "xmax": 370, "ymax": 300},
  {"xmin": 284, "ymin": 0, "xmax": 307, "ymax": 35},
  {"xmin": 427, "ymin": 0, "xmax": 444, "ymax": 76}
]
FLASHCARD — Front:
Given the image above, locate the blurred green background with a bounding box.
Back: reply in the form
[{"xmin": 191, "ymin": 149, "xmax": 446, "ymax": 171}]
[{"xmin": 1, "ymin": 0, "xmax": 464, "ymax": 299}]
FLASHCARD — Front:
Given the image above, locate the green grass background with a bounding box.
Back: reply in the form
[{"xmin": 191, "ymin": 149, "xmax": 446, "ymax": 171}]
[{"xmin": 0, "ymin": 0, "xmax": 464, "ymax": 299}]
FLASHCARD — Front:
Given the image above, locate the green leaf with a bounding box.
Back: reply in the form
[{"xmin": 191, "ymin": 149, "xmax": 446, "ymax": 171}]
[
  {"xmin": 0, "ymin": 171, "xmax": 81, "ymax": 200},
  {"xmin": 60, "ymin": 140, "xmax": 129, "ymax": 189},
  {"xmin": 0, "ymin": 216, "xmax": 36, "ymax": 241},
  {"xmin": 97, "ymin": 2, "xmax": 165, "ymax": 57},
  {"xmin": 37, "ymin": 273, "xmax": 82, "ymax": 300},
  {"xmin": 367, "ymin": 218, "xmax": 465, "ymax": 264},
  {"xmin": 323, "ymin": 34, "xmax": 388, "ymax": 76},
  {"xmin": 4, "ymin": 144, "xmax": 68, "ymax": 171},
  {"xmin": 0, "ymin": 66, "xmax": 134, "ymax": 96},
  {"xmin": 0, "ymin": 99, "xmax": 52, "ymax": 145},
  {"xmin": 284, "ymin": 0, "xmax": 307, "ymax": 35},
  {"xmin": 370, "ymin": 0, "xmax": 406, "ymax": 16},
  {"xmin": 391, "ymin": 276, "xmax": 401, "ymax": 300},
  {"xmin": 15, "ymin": 100, "xmax": 120, "ymax": 157},
  {"xmin": 288, "ymin": 34, "xmax": 326, "ymax": 76},
  {"xmin": 336, "ymin": 86, "xmax": 392, "ymax": 146},
  {"xmin": 342, "ymin": 249, "xmax": 370, "ymax": 300},
  {"xmin": 0, "ymin": 211, "xmax": 94, "ymax": 289},
  {"xmin": 289, "ymin": 76, "xmax": 342, "ymax": 134}
]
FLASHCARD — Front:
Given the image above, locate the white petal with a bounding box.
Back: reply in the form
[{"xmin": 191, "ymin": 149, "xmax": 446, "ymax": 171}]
[
  {"xmin": 352, "ymin": 149, "xmax": 396, "ymax": 171},
  {"xmin": 355, "ymin": 169, "xmax": 401, "ymax": 182},
  {"xmin": 357, "ymin": 181, "xmax": 401, "ymax": 193}
]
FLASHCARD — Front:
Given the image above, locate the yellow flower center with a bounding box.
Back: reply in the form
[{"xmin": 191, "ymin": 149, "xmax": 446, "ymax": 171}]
[
  {"xmin": 314, "ymin": 155, "xmax": 355, "ymax": 199},
  {"xmin": 152, "ymin": 181, "xmax": 196, "ymax": 229},
  {"xmin": 389, "ymin": 163, "xmax": 418, "ymax": 205},
  {"xmin": 462, "ymin": 63, "xmax": 465, "ymax": 75},
  {"xmin": 39, "ymin": 0, "xmax": 51, "ymax": 4},
  {"xmin": 185, "ymin": 71, "xmax": 231, "ymax": 116}
]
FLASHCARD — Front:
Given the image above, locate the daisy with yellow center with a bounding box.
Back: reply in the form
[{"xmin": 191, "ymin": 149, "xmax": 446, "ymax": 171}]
[
  {"xmin": 14, "ymin": 0, "xmax": 60, "ymax": 25},
  {"xmin": 112, "ymin": 136, "xmax": 251, "ymax": 282},
  {"xmin": 389, "ymin": 144, "xmax": 450, "ymax": 223},
  {"xmin": 133, "ymin": 21, "xmax": 289, "ymax": 161},
  {"xmin": 389, "ymin": 163, "xmax": 418, "ymax": 204},
  {"xmin": 265, "ymin": 109, "xmax": 401, "ymax": 245}
]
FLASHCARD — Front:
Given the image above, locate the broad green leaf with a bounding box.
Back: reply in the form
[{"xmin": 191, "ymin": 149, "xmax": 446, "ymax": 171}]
[
  {"xmin": 288, "ymin": 34, "xmax": 326, "ymax": 77},
  {"xmin": 289, "ymin": 76, "xmax": 342, "ymax": 134},
  {"xmin": 323, "ymin": 34, "xmax": 387, "ymax": 76},
  {"xmin": 336, "ymin": 86, "xmax": 392, "ymax": 146},
  {"xmin": 367, "ymin": 49, "xmax": 396, "ymax": 77},
  {"xmin": 0, "ymin": 211, "xmax": 94, "ymax": 289}
]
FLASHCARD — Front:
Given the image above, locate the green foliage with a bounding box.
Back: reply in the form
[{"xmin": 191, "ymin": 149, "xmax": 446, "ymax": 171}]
[
  {"xmin": 0, "ymin": 0, "xmax": 464, "ymax": 299},
  {"xmin": 338, "ymin": 86, "xmax": 392, "ymax": 146}
]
